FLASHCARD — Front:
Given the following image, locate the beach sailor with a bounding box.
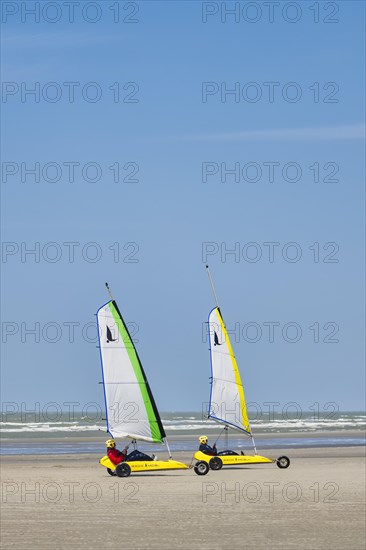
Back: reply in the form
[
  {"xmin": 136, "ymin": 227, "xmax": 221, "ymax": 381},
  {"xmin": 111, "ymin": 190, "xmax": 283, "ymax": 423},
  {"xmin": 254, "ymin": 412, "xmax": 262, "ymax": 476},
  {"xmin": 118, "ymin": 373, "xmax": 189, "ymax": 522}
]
[
  {"xmin": 198, "ymin": 435, "xmax": 217, "ymax": 455},
  {"xmin": 198, "ymin": 435, "xmax": 243, "ymax": 456},
  {"xmin": 105, "ymin": 439, "xmax": 157, "ymax": 464}
]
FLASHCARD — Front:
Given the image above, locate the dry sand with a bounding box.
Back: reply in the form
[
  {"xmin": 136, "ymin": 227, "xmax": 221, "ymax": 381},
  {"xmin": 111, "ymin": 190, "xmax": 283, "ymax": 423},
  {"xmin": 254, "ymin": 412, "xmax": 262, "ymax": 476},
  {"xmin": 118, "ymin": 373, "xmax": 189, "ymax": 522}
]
[{"xmin": 1, "ymin": 447, "xmax": 365, "ymax": 550}]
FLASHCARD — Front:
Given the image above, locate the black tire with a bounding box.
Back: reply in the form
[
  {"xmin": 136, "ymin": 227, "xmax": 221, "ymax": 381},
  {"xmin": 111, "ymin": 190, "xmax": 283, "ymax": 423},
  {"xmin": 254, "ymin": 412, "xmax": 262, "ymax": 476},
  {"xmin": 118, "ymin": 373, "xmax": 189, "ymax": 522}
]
[
  {"xmin": 194, "ymin": 461, "xmax": 209, "ymax": 476},
  {"xmin": 107, "ymin": 468, "xmax": 116, "ymax": 476},
  {"xmin": 209, "ymin": 457, "xmax": 223, "ymax": 470},
  {"xmin": 115, "ymin": 463, "xmax": 131, "ymax": 477},
  {"xmin": 276, "ymin": 456, "xmax": 290, "ymax": 469}
]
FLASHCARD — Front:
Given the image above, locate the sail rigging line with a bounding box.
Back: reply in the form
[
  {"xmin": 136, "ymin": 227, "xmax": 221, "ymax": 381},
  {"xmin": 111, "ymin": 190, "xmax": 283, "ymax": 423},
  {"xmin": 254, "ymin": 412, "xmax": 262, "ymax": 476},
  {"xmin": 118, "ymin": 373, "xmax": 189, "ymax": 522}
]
[
  {"xmin": 224, "ymin": 424, "xmax": 228, "ymax": 450},
  {"xmin": 213, "ymin": 425, "xmax": 228, "ymax": 446},
  {"xmin": 206, "ymin": 265, "xmax": 220, "ymax": 308}
]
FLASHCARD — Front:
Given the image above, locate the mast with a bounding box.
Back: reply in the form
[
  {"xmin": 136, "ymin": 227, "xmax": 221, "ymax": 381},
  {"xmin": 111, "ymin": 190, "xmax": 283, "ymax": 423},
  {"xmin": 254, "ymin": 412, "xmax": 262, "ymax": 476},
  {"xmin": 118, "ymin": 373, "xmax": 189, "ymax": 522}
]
[{"xmin": 105, "ymin": 282, "xmax": 114, "ymax": 300}]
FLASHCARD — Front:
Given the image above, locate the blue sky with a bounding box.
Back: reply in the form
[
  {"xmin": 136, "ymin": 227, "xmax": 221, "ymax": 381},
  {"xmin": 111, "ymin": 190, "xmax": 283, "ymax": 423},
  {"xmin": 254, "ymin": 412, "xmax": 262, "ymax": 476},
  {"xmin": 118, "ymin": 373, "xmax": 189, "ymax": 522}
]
[{"xmin": 1, "ymin": 1, "xmax": 365, "ymax": 413}]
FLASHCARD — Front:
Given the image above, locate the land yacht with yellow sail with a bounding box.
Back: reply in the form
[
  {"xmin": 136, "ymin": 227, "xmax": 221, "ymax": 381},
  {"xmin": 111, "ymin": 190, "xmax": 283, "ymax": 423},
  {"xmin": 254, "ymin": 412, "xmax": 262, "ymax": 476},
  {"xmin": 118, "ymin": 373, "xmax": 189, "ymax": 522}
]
[
  {"xmin": 194, "ymin": 267, "xmax": 290, "ymax": 471},
  {"xmin": 98, "ymin": 283, "xmax": 209, "ymax": 477}
]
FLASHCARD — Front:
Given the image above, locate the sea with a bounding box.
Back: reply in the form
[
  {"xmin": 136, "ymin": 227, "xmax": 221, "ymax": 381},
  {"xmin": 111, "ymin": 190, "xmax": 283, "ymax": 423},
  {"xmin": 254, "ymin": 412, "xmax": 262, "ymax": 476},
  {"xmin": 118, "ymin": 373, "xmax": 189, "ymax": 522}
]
[{"xmin": 1, "ymin": 411, "xmax": 365, "ymax": 455}]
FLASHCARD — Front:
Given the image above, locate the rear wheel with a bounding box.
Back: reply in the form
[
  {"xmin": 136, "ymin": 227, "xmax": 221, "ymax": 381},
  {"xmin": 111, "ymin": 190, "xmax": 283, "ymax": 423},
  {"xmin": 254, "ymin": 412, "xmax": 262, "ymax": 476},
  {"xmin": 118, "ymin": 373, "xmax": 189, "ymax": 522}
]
[
  {"xmin": 276, "ymin": 456, "xmax": 290, "ymax": 469},
  {"xmin": 116, "ymin": 463, "xmax": 131, "ymax": 477},
  {"xmin": 194, "ymin": 461, "xmax": 209, "ymax": 476},
  {"xmin": 209, "ymin": 457, "xmax": 223, "ymax": 470},
  {"xmin": 107, "ymin": 468, "xmax": 116, "ymax": 476}
]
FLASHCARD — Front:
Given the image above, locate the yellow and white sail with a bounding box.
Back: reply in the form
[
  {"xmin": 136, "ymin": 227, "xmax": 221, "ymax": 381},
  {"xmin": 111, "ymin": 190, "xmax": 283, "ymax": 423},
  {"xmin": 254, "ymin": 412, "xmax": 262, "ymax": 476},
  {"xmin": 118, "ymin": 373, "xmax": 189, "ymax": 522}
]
[{"xmin": 207, "ymin": 306, "xmax": 251, "ymax": 434}]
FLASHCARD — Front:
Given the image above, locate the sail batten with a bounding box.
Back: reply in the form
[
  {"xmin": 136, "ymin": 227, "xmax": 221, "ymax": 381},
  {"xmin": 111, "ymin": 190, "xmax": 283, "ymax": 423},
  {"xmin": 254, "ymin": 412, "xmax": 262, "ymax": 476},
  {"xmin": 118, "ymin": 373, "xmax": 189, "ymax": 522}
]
[
  {"xmin": 97, "ymin": 299, "xmax": 166, "ymax": 443},
  {"xmin": 211, "ymin": 379, "xmax": 245, "ymax": 388},
  {"xmin": 207, "ymin": 307, "xmax": 251, "ymax": 434}
]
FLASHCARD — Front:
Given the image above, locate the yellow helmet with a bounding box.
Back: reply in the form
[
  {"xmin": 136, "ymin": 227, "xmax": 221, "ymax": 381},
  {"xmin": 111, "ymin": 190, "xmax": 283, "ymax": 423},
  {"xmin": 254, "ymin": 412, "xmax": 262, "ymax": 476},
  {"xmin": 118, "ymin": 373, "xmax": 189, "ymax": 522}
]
[
  {"xmin": 105, "ymin": 439, "xmax": 116, "ymax": 449},
  {"xmin": 199, "ymin": 435, "xmax": 208, "ymax": 445}
]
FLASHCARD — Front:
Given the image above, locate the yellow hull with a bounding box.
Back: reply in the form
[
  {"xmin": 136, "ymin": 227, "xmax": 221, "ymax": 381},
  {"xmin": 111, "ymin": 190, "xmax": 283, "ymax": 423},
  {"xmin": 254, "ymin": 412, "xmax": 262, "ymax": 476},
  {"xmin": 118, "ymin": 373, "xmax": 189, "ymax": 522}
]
[
  {"xmin": 194, "ymin": 451, "xmax": 274, "ymax": 465},
  {"xmin": 100, "ymin": 455, "xmax": 188, "ymax": 473}
]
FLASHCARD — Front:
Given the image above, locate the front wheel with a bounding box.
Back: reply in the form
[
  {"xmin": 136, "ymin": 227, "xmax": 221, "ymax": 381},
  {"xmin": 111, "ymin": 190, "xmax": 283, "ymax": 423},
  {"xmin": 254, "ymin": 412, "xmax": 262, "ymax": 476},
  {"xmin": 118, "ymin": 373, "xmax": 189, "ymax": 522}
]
[
  {"xmin": 116, "ymin": 463, "xmax": 131, "ymax": 477},
  {"xmin": 209, "ymin": 457, "xmax": 223, "ymax": 470},
  {"xmin": 276, "ymin": 456, "xmax": 290, "ymax": 469},
  {"xmin": 107, "ymin": 468, "xmax": 116, "ymax": 476},
  {"xmin": 194, "ymin": 461, "xmax": 209, "ymax": 476}
]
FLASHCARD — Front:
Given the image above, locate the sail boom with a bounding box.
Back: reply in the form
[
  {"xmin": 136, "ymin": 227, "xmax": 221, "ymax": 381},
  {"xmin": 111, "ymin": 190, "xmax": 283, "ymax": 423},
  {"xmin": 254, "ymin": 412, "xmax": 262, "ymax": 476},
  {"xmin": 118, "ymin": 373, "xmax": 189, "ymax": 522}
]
[{"xmin": 108, "ymin": 430, "xmax": 163, "ymax": 443}]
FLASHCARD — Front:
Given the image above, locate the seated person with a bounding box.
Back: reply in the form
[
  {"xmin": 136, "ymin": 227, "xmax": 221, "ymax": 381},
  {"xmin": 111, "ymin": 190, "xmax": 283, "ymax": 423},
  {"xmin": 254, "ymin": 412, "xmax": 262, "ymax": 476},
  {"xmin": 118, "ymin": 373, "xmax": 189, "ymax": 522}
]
[
  {"xmin": 198, "ymin": 435, "xmax": 217, "ymax": 455},
  {"xmin": 198, "ymin": 435, "xmax": 242, "ymax": 456},
  {"xmin": 105, "ymin": 439, "xmax": 156, "ymax": 464}
]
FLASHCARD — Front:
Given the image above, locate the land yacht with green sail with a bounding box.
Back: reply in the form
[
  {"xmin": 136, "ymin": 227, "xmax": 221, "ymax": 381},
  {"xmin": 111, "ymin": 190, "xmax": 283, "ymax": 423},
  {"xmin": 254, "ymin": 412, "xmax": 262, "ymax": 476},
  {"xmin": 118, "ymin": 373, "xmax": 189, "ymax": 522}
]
[
  {"xmin": 194, "ymin": 267, "xmax": 290, "ymax": 471},
  {"xmin": 97, "ymin": 283, "xmax": 209, "ymax": 477}
]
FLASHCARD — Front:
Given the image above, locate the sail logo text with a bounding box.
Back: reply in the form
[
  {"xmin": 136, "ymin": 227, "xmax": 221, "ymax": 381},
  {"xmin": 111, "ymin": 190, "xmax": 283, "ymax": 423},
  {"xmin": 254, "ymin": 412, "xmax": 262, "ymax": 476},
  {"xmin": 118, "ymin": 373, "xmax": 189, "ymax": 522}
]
[
  {"xmin": 202, "ymin": 482, "xmax": 339, "ymax": 504},
  {"xmin": 202, "ymin": 241, "xmax": 339, "ymax": 263}
]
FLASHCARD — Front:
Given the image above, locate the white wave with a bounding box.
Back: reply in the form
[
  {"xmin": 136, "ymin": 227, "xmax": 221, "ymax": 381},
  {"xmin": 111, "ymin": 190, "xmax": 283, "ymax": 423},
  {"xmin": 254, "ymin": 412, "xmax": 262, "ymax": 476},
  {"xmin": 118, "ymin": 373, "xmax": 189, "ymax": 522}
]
[
  {"xmin": 166, "ymin": 424, "xmax": 219, "ymax": 431},
  {"xmin": 1, "ymin": 425, "xmax": 103, "ymax": 433},
  {"xmin": 162, "ymin": 419, "xmax": 207, "ymax": 425},
  {"xmin": 0, "ymin": 414, "xmax": 364, "ymax": 435},
  {"xmin": 0, "ymin": 421, "xmax": 79, "ymax": 427}
]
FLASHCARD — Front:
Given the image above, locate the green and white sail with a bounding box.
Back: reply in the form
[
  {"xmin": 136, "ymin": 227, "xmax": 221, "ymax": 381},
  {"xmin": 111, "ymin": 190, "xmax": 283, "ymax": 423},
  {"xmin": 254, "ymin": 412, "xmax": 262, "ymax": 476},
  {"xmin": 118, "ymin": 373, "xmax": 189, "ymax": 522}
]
[{"xmin": 97, "ymin": 299, "xmax": 166, "ymax": 443}]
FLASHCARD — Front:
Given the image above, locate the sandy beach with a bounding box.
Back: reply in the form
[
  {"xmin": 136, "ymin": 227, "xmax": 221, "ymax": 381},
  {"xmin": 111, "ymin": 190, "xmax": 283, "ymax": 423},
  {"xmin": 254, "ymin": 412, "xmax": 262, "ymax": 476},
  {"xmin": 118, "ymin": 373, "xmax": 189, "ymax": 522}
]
[{"xmin": 1, "ymin": 446, "xmax": 365, "ymax": 550}]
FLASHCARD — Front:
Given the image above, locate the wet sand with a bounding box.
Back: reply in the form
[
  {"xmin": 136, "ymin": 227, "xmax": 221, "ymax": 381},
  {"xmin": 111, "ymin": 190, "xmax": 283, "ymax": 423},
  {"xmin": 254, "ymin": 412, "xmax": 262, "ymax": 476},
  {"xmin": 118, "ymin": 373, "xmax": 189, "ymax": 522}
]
[{"xmin": 1, "ymin": 446, "xmax": 365, "ymax": 550}]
